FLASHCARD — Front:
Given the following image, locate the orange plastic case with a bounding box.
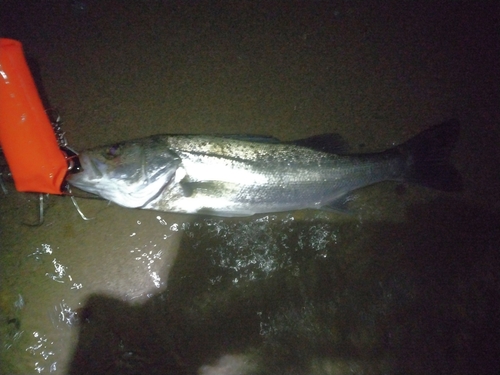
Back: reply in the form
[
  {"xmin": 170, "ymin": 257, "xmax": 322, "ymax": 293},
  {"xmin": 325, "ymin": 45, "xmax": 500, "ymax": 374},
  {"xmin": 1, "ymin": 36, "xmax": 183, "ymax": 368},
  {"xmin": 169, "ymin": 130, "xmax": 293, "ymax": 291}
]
[{"xmin": 0, "ymin": 38, "xmax": 67, "ymax": 194}]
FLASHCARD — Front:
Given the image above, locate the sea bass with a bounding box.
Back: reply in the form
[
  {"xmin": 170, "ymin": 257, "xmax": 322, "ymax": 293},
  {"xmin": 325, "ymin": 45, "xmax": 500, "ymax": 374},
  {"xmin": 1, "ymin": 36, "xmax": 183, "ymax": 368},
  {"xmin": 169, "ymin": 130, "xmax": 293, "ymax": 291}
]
[{"xmin": 67, "ymin": 120, "xmax": 462, "ymax": 216}]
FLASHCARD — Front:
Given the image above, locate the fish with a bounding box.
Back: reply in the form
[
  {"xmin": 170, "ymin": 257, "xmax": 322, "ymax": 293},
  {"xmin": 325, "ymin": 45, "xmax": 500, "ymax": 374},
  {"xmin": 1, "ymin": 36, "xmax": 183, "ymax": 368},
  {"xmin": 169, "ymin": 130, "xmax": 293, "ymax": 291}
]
[{"xmin": 67, "ymin": 119, "xmax": 462, "ymax": 216}]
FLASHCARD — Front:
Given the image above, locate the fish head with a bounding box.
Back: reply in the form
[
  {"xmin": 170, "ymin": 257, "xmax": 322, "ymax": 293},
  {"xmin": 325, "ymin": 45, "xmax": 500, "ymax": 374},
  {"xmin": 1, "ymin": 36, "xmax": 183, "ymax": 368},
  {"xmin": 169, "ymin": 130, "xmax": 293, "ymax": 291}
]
[{"xmin": 67, "ymin": 138, "xmax": 181, "ymax": 208}]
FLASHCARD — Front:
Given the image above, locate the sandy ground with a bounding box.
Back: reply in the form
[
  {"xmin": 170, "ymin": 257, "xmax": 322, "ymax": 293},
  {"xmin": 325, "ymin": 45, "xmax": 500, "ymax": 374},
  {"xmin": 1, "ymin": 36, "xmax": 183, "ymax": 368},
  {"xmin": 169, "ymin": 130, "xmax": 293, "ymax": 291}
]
[{"xmin": 1, "ymin": 1, "xmax": 499, "ymax": 374}]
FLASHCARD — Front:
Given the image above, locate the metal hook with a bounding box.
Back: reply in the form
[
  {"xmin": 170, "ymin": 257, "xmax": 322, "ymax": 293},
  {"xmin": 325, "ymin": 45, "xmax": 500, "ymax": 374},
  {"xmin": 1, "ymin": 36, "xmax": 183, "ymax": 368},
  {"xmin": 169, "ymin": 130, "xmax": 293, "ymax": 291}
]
[
  {"xmin": 0, "ymin": 173, "xmax": 8, "ymax": 195},
  {"xmin": 0, "ymin": 150, "xmax": 9, "ymax": 195},
  {"xmin": 65, "ymin": 186, "xmax": 94, "ymax": 221},
  {"xmin": 0, "ymin": 160, "xmax": 45, "ymax": 226},
  {"xmin": 23, "ymin": 193, "xmax": 46, "ymax": 227}
]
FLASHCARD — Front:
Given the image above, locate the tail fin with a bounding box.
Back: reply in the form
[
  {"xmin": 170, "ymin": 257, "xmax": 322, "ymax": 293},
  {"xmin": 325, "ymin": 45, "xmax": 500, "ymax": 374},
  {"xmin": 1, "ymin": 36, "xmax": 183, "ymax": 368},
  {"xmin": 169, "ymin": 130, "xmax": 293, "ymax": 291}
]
[{"xmin": 400, "ymin": 119, "xmax": 463, "ymax": 192}]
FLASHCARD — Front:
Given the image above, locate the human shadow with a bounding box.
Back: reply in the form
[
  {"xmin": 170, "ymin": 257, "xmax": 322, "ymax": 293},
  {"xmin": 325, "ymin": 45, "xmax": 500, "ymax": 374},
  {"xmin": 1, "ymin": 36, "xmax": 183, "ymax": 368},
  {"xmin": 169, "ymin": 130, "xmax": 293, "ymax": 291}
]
[{"xmin": 67, "ymin": 199, "xmax": 500, "ymax": 375}]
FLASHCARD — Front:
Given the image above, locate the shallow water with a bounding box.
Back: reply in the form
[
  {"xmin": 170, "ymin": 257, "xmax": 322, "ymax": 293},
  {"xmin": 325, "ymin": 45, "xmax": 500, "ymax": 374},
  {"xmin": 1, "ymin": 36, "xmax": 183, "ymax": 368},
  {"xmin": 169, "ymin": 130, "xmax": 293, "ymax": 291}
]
[{"xmin": 1, "ymin": 1, "xmax": 499, "ymax": 374}]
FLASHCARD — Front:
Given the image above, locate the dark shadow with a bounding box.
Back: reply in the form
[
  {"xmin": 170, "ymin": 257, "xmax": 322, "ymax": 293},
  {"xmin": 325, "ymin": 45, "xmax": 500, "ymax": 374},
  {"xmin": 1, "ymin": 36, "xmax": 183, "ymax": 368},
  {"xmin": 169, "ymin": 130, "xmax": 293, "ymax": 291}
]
[
  {"xmin": 67, "ymin": 198, "xmax": 500, "ymax": 375},
  {"xmin": 68, "ymin": 294, "xmax": 184, "ymax": 375}
]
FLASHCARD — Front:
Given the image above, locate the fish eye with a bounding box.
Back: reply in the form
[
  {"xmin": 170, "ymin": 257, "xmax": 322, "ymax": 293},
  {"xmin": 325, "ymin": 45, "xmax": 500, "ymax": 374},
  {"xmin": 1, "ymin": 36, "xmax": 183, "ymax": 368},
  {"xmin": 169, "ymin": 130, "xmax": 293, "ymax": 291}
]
[{"xmin": 104, "ymin": 144, "xmax": 121, "ymax": 159}]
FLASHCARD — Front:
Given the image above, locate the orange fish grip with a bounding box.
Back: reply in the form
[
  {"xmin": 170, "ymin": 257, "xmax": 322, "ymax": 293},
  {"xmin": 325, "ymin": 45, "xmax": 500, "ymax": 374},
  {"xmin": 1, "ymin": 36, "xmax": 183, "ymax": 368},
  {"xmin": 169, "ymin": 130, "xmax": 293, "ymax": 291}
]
[{"xmin": 0, "ymin": 38, "xmax": 73, "ymax": 194}]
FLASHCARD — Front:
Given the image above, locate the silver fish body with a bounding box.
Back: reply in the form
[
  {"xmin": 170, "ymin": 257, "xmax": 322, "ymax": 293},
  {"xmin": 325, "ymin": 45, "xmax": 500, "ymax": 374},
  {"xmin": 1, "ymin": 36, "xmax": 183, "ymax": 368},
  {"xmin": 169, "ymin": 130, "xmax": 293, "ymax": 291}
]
[{"xmin": 67, "ymin": 120, "xmax": 462, "ymax": 216}]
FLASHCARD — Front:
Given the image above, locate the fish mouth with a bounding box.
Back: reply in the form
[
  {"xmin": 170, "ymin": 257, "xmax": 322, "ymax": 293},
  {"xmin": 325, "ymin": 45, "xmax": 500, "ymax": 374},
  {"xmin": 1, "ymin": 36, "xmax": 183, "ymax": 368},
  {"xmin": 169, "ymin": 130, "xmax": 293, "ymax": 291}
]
[{"xmin": 68, "ymin": 153, "xmax": 105, "ymax": 187}]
